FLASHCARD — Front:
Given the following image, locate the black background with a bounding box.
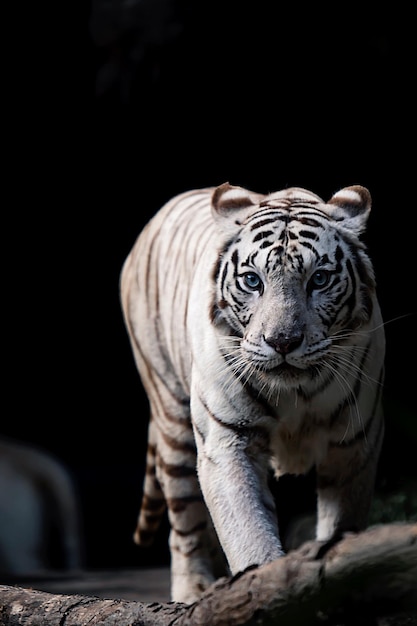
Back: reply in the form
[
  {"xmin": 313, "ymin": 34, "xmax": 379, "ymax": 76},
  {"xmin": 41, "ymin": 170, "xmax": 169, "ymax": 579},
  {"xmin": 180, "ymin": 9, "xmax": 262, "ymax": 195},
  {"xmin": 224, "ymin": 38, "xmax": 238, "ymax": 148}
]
[{"xmin": 5, "ymin": 1, "xmax": 416, "ymax": 569}]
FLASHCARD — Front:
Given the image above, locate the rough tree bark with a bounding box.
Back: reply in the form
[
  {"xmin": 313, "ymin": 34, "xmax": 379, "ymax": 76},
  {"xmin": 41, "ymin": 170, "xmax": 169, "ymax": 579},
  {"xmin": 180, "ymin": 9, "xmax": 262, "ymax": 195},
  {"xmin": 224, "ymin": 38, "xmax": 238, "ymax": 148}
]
[{"xmin": 1, "ymin": 523, "xmax": 416, "ymax": 626}]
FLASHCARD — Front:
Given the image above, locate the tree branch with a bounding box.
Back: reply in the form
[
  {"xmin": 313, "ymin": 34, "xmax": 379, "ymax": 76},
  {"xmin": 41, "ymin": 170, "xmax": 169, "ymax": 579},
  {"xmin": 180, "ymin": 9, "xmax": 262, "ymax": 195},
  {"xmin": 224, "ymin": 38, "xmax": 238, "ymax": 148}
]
[{"xmin": 1, "ymin": 523, "xmax": 416, "ymax": 626}]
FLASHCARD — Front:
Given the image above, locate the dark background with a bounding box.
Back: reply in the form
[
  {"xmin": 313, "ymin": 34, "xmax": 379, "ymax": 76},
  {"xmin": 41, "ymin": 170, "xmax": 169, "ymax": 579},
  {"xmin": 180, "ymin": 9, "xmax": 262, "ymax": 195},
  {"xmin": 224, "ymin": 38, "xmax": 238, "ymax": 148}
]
[{"xmin": 5, "ymin": 2, "xmax": 416, "ymax": 570}]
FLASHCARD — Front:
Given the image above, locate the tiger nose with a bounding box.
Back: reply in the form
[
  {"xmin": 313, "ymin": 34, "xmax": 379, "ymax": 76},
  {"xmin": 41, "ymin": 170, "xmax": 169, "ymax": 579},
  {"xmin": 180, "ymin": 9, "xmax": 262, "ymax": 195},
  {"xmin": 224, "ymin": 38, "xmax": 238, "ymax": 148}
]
[{"xmin": 264, "ymin": 333, "xmax": 304, "ymax": 354}]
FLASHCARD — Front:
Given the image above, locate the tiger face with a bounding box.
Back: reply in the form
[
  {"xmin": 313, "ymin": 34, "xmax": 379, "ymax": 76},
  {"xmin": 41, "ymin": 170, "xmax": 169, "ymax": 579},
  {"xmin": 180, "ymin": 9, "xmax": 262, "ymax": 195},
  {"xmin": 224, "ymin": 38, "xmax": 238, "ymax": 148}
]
[{"xmin": 212, "ymin": 184, "xmax": 376, "ymax": 391}]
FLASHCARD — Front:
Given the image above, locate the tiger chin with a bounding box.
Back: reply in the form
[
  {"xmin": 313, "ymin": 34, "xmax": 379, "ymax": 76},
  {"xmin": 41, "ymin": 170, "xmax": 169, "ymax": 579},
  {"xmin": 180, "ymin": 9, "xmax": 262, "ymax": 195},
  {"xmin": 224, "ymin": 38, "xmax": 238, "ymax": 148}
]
[{"xmin": 120, "ymin": 182, "xmax": 385, "ymax": 603}]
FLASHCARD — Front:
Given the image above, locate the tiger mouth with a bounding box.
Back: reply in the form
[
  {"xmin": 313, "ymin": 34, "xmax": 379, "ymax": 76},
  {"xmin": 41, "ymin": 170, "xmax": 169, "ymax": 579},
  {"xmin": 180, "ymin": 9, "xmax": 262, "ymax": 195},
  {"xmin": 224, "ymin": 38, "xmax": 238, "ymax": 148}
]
[
  {"xmin": 274, "ymin": 362, "xmax": 305, "ymax": 376},
  {"xmin": 270, "ymin": 361, "xmax": 320, "ymax": 380},
  {"xmin": 250, "ymin": 358, "xmax": 307, "ymax": 376}
]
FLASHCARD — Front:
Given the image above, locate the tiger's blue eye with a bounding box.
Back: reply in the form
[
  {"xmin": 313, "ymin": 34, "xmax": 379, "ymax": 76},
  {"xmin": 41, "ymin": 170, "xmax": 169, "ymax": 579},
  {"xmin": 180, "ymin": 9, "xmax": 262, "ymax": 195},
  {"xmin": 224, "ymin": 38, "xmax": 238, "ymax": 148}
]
[
  {"xmin": 243, "ymin": 272, "xmax": 263, "ymax": 292},
  {"xmin": 310, "ymin": 270, "xmax": 330, "ymax": 289}
]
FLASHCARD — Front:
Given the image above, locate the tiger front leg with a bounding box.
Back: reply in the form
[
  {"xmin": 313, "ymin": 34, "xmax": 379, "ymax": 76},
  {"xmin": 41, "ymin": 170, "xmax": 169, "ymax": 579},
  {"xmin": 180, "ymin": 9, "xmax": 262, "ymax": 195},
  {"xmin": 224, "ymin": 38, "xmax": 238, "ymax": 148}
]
[
  {"xmin": 315, "ymin": 437, "xmax": 382, "ymax": 543},
  {"xmin": 193, "ymin": 418, "xmax": 284, "ymax": 575}
]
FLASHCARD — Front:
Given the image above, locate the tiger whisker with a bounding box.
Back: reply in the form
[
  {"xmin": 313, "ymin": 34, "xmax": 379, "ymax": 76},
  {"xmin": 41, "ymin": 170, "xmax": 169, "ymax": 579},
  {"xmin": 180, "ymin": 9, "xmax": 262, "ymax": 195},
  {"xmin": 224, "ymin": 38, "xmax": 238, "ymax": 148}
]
[
  {"xmin": 331, "ymin": 312, "xmax": 414, "ymax": 343},
  {"xmin": 217, "ymin": 342, "xmax": 255, "ymax": 395},
  {"xmin": 327, "ymin": 345, "xmax": 383, "ymax": 389},
  {"xmin": 323, "ymin": 356, "xmax": 366, "ymax": 443}
]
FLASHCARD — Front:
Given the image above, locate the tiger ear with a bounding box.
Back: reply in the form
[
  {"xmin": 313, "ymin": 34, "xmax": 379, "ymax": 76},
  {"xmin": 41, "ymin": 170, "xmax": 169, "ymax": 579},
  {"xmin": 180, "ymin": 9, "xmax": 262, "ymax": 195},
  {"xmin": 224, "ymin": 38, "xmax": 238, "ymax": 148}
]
[
  {"xmin": 327, "ymin": 185, "xmax": 372, "ymax": 234},
  {"xmin": 211, "ymin": 183, "xmax": 265, "ymax": 237}
]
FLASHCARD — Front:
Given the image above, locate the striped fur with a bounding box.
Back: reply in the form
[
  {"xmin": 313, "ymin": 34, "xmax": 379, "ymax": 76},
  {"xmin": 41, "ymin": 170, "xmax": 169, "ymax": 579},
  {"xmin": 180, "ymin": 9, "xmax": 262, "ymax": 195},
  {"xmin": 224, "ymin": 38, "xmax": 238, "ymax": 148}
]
[{"xmin": 120, "ymin": 183, "xmax": 385, "ymax": 603}]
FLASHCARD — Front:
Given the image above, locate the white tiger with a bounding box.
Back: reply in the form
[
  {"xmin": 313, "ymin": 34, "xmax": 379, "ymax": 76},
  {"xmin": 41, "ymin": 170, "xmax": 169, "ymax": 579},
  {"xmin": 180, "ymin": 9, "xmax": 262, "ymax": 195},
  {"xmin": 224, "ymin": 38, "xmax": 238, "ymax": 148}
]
[{"xmin": 120, "ymin": 183, "xmax": 385, "ymax": 603}]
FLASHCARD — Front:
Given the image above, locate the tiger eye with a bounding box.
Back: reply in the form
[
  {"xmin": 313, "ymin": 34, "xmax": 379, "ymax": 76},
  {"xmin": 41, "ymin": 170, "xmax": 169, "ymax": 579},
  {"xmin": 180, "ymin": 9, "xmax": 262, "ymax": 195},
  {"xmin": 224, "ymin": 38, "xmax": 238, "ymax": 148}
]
[
  {"xmin": 310, "ymin": 270, "xmax": 330, "ymax": 289},
  {"xmin": 243, "ymin": 272, "xmax": 263, "ymax": 292}
]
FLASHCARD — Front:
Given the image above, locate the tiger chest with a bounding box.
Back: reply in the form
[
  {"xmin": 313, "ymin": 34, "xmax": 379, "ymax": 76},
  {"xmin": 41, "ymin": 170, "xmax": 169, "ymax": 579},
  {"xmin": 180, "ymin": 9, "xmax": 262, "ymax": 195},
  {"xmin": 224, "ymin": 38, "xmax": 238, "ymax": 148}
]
[{"xmin": 267, "ymin": 402, "xmax": 332, "ymax": 477}]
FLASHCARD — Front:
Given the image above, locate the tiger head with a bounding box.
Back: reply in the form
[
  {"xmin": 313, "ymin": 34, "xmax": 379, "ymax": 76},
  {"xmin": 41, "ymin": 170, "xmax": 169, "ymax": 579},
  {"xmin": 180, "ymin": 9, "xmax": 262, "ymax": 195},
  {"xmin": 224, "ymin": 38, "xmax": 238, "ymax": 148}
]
[{"xmin": 211, "ymin": 183, "xmax": 378, "ymax": 392}]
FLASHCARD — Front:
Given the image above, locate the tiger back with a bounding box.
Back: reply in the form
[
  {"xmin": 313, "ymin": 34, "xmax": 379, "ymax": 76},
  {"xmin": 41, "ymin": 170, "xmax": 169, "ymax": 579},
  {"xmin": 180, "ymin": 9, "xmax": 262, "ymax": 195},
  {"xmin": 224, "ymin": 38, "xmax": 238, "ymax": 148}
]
[{"xmin": 120, "ymin": 183, "xmax": 385, "ymax": 603}]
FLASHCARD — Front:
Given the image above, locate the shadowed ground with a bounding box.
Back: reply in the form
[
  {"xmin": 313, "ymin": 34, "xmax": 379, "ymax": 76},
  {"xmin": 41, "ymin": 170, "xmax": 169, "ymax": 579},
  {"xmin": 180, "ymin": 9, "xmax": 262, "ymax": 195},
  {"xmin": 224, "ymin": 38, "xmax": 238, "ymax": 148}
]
[{"xmin": 2, "ymin": 567, "xmax": 171, "ymax": 603}]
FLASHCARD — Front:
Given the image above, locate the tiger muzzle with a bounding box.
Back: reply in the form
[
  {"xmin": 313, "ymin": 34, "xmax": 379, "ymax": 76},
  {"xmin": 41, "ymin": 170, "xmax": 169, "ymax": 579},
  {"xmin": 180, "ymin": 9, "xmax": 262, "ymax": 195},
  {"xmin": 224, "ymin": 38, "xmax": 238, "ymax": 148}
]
[{"xmin": 264, "ymin": 332, "xmax": 304, "ymax": 355}]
